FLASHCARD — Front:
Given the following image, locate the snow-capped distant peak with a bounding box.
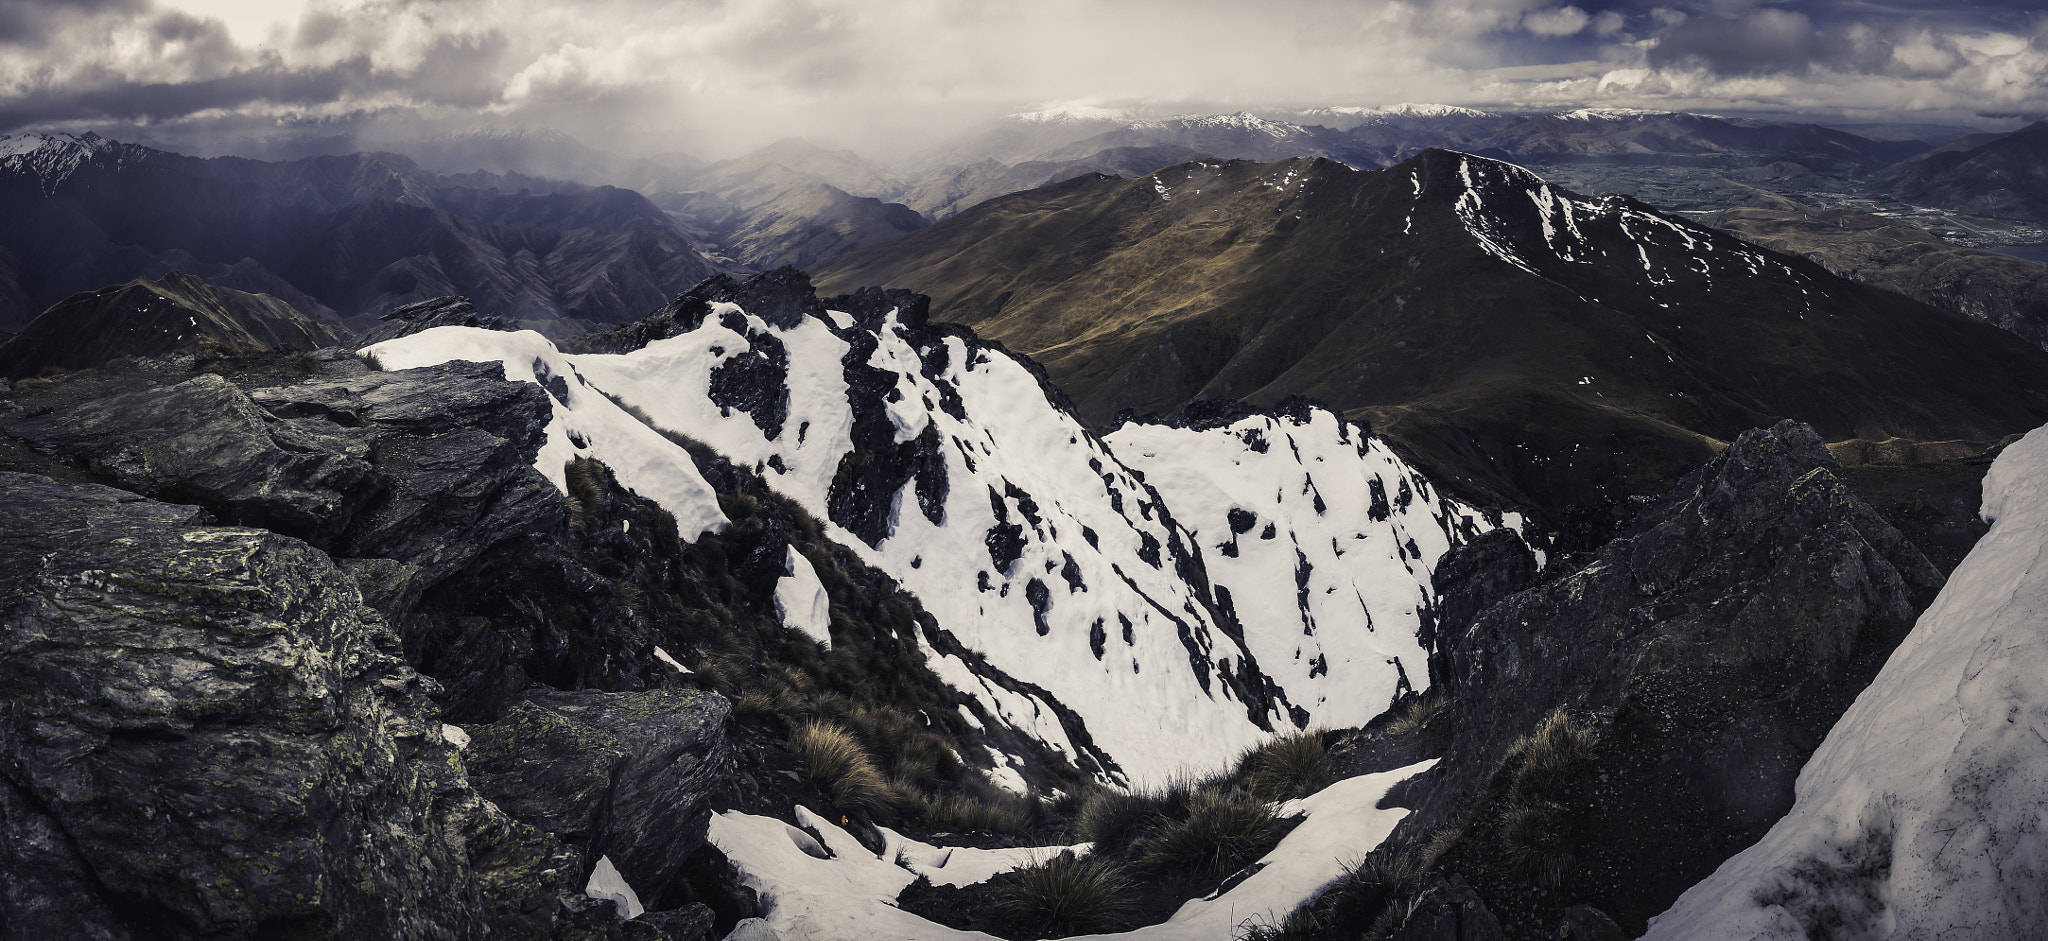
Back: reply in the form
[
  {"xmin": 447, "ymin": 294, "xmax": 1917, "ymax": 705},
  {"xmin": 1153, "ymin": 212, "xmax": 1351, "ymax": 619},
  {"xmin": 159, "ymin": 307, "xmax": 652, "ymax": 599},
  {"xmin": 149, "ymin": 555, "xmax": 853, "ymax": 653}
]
[
  {"xmin": 1552, "ymin": 107, "xmax": 1681, "ymax": 121},
  {"xmin": 1007, "ymin": 103, "xmax": 1133, "ymax": 125},
  {"xmin": 0, "ymin": 131, "xmax": 142, "ymax": 195},
  {"xmin": 1142, "ymin": 112, "xmax": 1307, "ymax": 139},
  {"xmin": 1319, "ymin": 103, "xmax": 1492, "ymax": 118},
  {"xmin": 0, "ymin": 131, "xmax": 109, "ymax": 159}
]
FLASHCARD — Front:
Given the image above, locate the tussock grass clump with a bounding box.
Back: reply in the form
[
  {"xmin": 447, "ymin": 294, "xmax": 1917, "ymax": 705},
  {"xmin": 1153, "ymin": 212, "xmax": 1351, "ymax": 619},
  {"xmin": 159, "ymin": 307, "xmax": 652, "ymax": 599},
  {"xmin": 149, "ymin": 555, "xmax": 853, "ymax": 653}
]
[
  {"xmin": 790, "ymin": 720, "xmax": 900, "ymax": 814},
  {"xmin": 1000, "ymin": 850, "xmax": 1134, "ymax": 936},
  {"xmin": 1499, "ymin": 797, "xmax": 1573, "ymax": 888},
  {"xmin": 1075, "ymin": 786, "xmax": 1157, "ymax": 856},
  {"xmin": 925, "ymin": 787, "xmax": 1034, "ymax": 835},
  {"xmin": 1384, "ymin": 693, "xmax": 1447, "ymax": 736},
  {"xmin": 1496, "ymin": 708, "xmax": 1599, "ymax": 889},
  {"xmin": 1235, "ymin": 730, "xmax": 1330, "ymax": 802},
  {"xmin": 1506, "ymin": 708, "xmax": 1597, "ymax": 792},
  {"xmin": 1130, "ymin": 787, "xmax": 1284, "ymax": 877}
]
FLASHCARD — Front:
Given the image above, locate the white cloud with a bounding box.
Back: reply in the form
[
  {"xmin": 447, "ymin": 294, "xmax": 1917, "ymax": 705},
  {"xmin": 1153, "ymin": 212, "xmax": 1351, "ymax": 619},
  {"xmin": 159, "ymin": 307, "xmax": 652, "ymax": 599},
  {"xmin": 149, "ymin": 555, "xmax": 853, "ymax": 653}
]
[{"xmin": 1523, "ymin": 6, "xmax": 1591, "ymax": 38}]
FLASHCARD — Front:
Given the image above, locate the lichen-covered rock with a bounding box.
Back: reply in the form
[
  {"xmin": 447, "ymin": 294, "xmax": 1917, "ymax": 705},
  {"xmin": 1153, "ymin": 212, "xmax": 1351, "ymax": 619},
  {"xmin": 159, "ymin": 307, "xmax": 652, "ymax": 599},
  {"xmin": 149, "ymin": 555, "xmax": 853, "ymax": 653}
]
[
  {"xmin": 466, "ymin": 689, "xmax": 733, "ymax": 904},
  {"xmin": 0, "ymin": 472, "xmax": 662, "ymax": 940}
]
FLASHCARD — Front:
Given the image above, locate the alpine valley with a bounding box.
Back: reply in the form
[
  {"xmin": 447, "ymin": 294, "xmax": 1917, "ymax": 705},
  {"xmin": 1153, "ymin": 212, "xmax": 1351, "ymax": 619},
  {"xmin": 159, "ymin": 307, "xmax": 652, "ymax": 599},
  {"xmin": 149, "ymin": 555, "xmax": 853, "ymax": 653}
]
[{"xmin": 3, "ymin": 100, "xmax": 2048, "ymax": 941}]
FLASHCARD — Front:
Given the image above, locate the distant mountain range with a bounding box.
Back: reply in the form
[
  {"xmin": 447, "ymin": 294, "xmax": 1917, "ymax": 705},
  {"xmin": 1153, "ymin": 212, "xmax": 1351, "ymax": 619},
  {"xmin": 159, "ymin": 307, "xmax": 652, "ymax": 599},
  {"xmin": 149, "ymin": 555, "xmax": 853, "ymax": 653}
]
[
  {"xmin": 8, "ymin": 109, "xmax": 2043, "ymax": 340},
  {"xmin": 817, "ymin": 151, "xmax": 2048, "ymax": 523},
  {"xmin": 0, "ymin": 132, "xmax": 724, "ymax": 334},
  {"xmin": 1875, "ymin": 121, "xmax": 2048, "ymax": 222}
]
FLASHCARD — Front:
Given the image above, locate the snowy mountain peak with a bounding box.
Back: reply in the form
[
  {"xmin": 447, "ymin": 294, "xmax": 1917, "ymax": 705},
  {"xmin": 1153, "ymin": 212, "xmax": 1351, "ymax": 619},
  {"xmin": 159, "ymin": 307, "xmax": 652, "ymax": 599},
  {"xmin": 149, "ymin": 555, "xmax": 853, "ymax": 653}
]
[
  {"xmin": 1551, "ymin": 107, "xmax": 1686, "ymax": 122},
  {"xmin": 1413, "ymin": 149, "xmax": 1797, "ymax": 306},
  {"xmin": 1006, "ymin": 103, "xmax": 1133, "ymax": 125},
  {"xmin": 0, "ymin": 131, "xmax": 149, "ymax": 195},
  {"xmin": 1315, "ymin": 103, "xmax": 1493, "ymax": 119}
]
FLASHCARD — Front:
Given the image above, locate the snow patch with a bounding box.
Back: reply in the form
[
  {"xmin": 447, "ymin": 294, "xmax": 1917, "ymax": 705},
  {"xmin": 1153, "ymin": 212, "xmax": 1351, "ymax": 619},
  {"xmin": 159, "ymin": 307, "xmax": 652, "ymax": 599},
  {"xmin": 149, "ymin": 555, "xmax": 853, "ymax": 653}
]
[
  {"xmin": 714, "ymin": 762, "xmax": 1430, "ymax": 941},
  {"xmin": 774, "ymin": 546, "xmax": 833, "ymax": 648},
  {"xmin": 584, "ymin": 856, "xmax": 644, "ymax": 920}
]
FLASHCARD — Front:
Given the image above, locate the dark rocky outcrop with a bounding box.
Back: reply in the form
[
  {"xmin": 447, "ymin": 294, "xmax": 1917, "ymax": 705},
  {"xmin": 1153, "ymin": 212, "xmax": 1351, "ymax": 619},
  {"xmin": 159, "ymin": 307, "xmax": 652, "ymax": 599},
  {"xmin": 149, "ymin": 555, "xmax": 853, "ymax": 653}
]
[
  {"xmin": 0, "ymin": 473, "xmax": 665, "ymax": 940},
  {"xmin": 3, "ymin": 350, "xmax": 654, "ymax": 724},
  {"xmin": 8, "ymin": 372, "xmax": 382, "ymax": 543},
  {"xmin": 466, "ymin": 689, "xmax": 733, "ymax": 909},
  {"xmin": 1317, "ymin": 421, "xmax": 1945, "ymax": 938}
]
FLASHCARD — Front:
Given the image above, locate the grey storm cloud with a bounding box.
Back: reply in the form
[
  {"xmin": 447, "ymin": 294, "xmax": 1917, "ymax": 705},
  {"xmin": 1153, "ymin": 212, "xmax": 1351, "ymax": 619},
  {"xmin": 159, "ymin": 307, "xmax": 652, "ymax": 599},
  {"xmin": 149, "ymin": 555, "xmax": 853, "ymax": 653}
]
[
  {"xmin": 0, "ymin": 0, "xmax": 144, "ymax": 44},
  {"xmin": 2, "ymin": 0, "xmax": 2045, "ymax": 156}
]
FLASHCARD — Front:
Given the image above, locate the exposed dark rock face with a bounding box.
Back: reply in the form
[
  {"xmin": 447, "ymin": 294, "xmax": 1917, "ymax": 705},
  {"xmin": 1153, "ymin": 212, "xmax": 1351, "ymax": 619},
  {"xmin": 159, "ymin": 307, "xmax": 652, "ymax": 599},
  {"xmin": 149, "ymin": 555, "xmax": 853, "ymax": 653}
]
[
  {"xmin": 7, "ymin": 372, "xmax": 382, "ymax": 543},
  {"xmin": 1333, "ymin": 421, "xmax": 1944, "ymax": 938},
  {"xmin": 0, "ymin": 473, "xmax": 660, "ymax": 940},
  {"xmin": 466, "ymin": 689, "xmax": 733, "ymax": 911},
  {"xmin": 358, "ymin": 295, "xmax": 513, "ymax": 345},
  {"xmin": 4, "ymin": 352, "xmax": 652, "ymax": 724},
  {"xmin": 1419, "ymin": 528, "xmax": 1539, "ymax": 680}
]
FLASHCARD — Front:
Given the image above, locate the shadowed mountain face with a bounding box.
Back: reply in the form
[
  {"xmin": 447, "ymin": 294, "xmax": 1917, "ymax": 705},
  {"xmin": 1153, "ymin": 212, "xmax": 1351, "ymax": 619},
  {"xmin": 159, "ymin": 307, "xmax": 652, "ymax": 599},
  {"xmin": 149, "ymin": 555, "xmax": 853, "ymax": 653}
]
[
  {"xmin": 818, "ymin": 150, "xmax": 2048, "ymax": 522},
  {"xmin": 0, "ymin": 133, "xmax": 724, "ymax": 334},
  {"xmin": 1875, "ymin": 120, "xmax": 2048, "ymax": 222},
  {"xmin": 0, "ymin": 272, "xmax": 344, "ymax": 379}
]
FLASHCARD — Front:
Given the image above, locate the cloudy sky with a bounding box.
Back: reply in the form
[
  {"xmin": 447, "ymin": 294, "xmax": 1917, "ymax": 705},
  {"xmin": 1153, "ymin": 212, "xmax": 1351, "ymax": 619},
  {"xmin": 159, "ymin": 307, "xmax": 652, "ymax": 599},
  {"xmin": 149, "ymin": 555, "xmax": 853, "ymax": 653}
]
[{"xmin": 1, "ymin": 0, "xmax": 2043, "ymax": 159}]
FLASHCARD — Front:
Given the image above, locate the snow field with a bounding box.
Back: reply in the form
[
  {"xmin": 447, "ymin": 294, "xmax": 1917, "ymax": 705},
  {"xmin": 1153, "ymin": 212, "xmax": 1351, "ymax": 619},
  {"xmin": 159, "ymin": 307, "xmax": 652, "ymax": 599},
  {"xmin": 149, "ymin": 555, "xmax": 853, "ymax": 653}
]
[{"xmin": 1107, "ymin": 410, "xmax": 1505, "ymax": 729}]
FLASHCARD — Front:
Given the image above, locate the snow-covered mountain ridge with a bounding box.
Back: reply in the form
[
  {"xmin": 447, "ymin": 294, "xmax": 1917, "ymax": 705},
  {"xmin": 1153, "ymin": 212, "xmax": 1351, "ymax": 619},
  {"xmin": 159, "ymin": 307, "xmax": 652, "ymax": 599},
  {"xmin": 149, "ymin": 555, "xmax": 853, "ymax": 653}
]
[
  {"xmin": 0, "ymin": 132, "xmax": 156, "ymax": 195},
  {"xmin": 362, "ymin": 273, "xmax": 1517, "ymax": 786}
]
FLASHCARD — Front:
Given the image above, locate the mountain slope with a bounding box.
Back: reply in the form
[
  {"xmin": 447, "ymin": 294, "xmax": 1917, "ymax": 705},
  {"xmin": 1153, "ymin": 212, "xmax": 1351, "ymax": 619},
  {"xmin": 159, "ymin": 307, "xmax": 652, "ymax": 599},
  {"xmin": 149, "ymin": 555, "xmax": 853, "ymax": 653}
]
[
  {"xmin": 895, "ymin": 145, "xmax": 1210, "ymax": 221},
  {"xmin": 0, "ymin": 272, "xmax": 343, "ymax": 379},
  {"xmin": 817, "ymin": 151, "xmax": 2048, "ymax": 520},
  {"xmin": 0, "ymin": 133, "xmax": 725, "ymax": 332},
  {"xmin": 1875, "ymin": 120, "xmax": 2048, "ymax": 221}
]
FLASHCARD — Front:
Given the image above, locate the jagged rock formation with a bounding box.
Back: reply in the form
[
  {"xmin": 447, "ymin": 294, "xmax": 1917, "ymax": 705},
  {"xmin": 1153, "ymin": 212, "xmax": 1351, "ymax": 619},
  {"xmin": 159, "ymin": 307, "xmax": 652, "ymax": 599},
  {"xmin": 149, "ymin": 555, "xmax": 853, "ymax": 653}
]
[
  {"xmin": 0, "ymin": 315, "xmax": 1097, "ymax": 931},
  {"xmin": 1645, "ymin": 425, "xmax": 2048, "ymax": 940},
  {"xmin": 465, "ymin": 688, "xmax": 732, "ymax": 926},
  {"xmin": 0, "ymin": 271, "xmax": 344, "ymax": 379},
  {"xmin": 1713, "ymin": 201, "xmax": 2048, "ymax": 350},
  {"xmin": 1313, "ymin": 421, "xmax": 1944, "ymax": 937},
  {"xmin": 817, "ymin": 150, "xmax": 2048, "ymax": 526},
  {"xmin": 0, "ymin": 473, "xmax": 654, "ymax": 940}
]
